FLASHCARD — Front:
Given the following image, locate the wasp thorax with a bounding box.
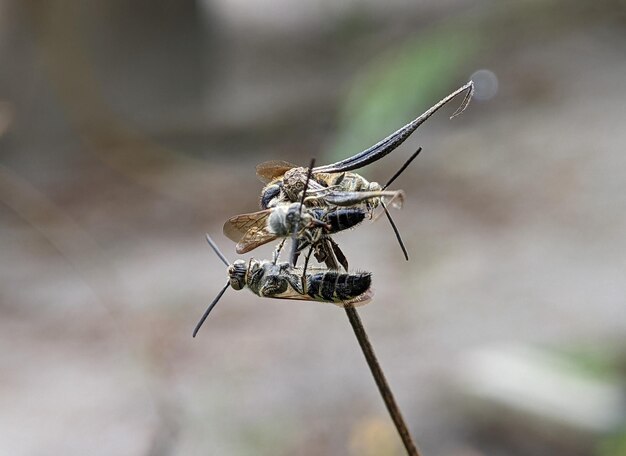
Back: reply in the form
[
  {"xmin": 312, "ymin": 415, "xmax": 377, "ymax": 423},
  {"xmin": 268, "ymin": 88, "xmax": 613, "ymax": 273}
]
[
  {"xmin": 283, "ymin": 168, "xmax": 308, "ymax": 201},
  {"xmin": 228, "ymin": 259, "xmax": 247, "ymax": 290},
  {"xmin": 267, "ymin": 203, "xmax": 302, "ymax": 235}
]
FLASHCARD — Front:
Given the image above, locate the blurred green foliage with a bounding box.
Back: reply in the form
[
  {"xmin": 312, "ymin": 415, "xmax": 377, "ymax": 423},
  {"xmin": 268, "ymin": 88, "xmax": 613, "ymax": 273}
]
[
  {"xmin": 597, "ymin": 429, "xmax": 626, "ymax": 456},
  {"xmin": 546, "ymin": 345, "xmax": 626, "ymax": 384},
  {"xmin": 329, "ymin": 27, "xmax": 481, "ymax": 166}
]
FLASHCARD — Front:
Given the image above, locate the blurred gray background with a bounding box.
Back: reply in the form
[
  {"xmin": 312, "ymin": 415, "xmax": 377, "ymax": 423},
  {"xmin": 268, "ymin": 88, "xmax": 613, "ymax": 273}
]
[{"xmin": 1, "ymin": 1, "xmax": 626, "ymax": 455}]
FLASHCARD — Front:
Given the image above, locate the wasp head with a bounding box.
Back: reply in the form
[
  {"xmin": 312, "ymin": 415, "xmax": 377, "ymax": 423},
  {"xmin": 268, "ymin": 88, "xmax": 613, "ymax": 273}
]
[{"xmin": 228, "ymin": 259, "xmax": 247, "ymax": 290}]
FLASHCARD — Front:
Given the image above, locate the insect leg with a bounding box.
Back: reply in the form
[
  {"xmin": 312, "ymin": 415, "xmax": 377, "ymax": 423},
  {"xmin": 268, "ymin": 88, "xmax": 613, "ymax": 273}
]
[
  {"xmin": 272, "ymin": 238, "xmax": 286, "ymax": 264},
  {"xmin": 329, "ymin": 237, "xmax": 349, "ymax": 271},
  {"xmin": 300, "ymin": 245, "xmax": 315, "ymax": 291},
  {"xmin": 289, "ymin": 158, "xmax": 315, "ymax": 266}
]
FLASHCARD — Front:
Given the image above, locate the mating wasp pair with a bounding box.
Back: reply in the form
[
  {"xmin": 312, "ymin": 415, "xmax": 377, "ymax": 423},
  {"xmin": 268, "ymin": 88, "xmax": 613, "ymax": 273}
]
[{"xmin": 194, "ymin": 81, "xmax": 475, "ymax": 336}]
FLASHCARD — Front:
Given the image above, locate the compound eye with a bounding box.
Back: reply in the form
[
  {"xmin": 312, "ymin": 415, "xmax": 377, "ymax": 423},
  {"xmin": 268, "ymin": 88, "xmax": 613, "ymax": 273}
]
[
  {"xmin": 229, "ymin": 276, "xmax": 244, "ymax": 290},
  {"xmin": 260, "ymin": 184, "xmax": 281, "ymax": 209}
]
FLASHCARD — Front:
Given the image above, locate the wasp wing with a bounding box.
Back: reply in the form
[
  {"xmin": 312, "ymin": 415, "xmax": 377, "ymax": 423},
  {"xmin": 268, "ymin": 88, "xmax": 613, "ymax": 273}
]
[
  {"xmin": 223, "ymin": 210, "xmax": 269, "ymax": 240},
  {"xmin": 269, "ymin": 288, "xmax": 373, "ymax": 307},
  {"xmin": 223, "ymin": 210, "xmax": 278, "ymax": 253},
  {"xmin": 236, "ymin": 228, "xmax": 278, "ymax": 254},
  {"xmin": 256, "ymin": 160, "xmax": 299, "ymax": 183},
  {"xmin": 340, "ymin": 289, "xmax": 374, "ymax": 307}
]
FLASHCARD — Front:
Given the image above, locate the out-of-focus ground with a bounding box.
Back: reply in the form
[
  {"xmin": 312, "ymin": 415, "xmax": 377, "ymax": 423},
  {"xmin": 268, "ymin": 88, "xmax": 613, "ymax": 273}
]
[{"xmin": 1, "ymin": 1, "xmax": 626, "ymax": 455}]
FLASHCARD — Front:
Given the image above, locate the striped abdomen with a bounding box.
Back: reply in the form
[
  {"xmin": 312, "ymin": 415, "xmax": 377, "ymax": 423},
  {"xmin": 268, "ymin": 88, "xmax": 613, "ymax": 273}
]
[
  {"xmin": 307, "ymin": 271, "xmax": 371, "ymax": 303},
  {"xmin": 312, "ymin": 208, "xmax": 365, "ymax": 233}
]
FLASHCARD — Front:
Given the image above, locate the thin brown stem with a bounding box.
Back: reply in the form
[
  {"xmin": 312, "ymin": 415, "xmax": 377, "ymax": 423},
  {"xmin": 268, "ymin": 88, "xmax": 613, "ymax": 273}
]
[
  {"xmin": 344, "ymin": 305, "xmax": 420, "ymax": 456},
  {"xmin": 323, "ymin": 246, "xmax": 420, "ymax": 455}
]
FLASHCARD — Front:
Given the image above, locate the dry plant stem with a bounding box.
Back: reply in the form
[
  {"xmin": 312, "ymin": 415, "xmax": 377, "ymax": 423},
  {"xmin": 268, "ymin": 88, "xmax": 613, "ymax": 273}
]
[
  {"xmin": 322, "ymin": 249, "xmax": 419, "ymax": 455},
  {"xmin": 344, "ymin": 305, "xmax": 420, "ymax": 456}
]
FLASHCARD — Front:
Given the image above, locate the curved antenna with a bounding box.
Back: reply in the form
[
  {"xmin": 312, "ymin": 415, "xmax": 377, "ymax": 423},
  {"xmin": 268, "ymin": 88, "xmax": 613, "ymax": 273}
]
[
  {"xmin": 193, "ymin": 234, "xmax": 232, "ymax": 337},
  {"xmin": 380, "ymin": 147, "xmax": 422, "ymax": 261},
  {"xmin": 314, "ymin": 81, "xmax": 473, "ymax": 173},
  {"xmin": 381, "ymin": 202, "xmax": 408, "ymax": 261},
  {"xmin": 205, "ymin": 233, "xmax": 229, "ymax": 267},
  {"xmin": 383, "ymin": 147, "xmax": 422, "ymax": 190},
  {"xmin": 289, "ymin": 158, "xmax": 316, "ymax": 267},
  {"xmin": 193, "ymin": 281, "xmax": 230, "ymax": 337}
]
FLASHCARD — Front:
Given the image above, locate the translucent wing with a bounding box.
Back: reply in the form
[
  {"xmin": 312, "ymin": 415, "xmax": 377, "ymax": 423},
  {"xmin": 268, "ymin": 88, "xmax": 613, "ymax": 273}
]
[
  {"xmin": 270, "ymin": 288, "xmax": 373, "ymax": 306},
  {"xmin": 223, "ymin": 210, "xmax": 269, "ymax": 240},
  {"xmin": 236, "ymin": 227, "xmax": 278, "ymax": 254},
  {"xmin": 340, "ymin": 289, "xmax": 373, "ymax": 307},
  {"xmin": 223, "ymin": 210, "xmax": 278, "ymax": 253},
  {"xmin": 256, "ymin": 160, "xmax": 298, "ymax": 183}
]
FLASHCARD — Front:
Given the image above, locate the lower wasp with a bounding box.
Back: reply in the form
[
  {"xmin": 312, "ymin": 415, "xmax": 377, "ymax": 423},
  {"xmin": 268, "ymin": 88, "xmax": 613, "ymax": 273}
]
[{"xmin": 193, "ymin": 234, "xmax": 372, "ymax": 337}]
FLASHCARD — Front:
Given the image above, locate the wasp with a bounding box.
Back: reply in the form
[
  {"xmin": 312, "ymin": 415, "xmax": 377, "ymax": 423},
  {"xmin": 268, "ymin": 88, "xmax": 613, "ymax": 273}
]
[
  {"xmin": 224, "ymin": 190, "xmax": 403, "ymax": 254},
  {"xmin": 227, "ymin": 258, "xmax": 371, "ymax": 305},
  {"xmin": 223, "ymin": 193, "xmax": 402, "ymax": 270},
  {"xmin": 257, "ymin": 164, "xmax": 392, "ymax": 210},
  {"xmin": 193, "ymin": 235, "xmax": 372, "ymax": 337},
  {"xmin": 254, "ymin": 149, "xmax": 416, "ymax": 263},
  {"xmin": 256, "ymin": 81, "xmax": 474, "ymax": 210}
]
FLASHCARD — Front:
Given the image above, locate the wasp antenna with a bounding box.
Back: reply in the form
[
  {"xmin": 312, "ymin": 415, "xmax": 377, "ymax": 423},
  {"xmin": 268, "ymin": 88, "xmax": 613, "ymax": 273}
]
[
  {"xmin": 382, "ymin": 202, "xmax": 409, "ymax": 261},
  {"xmin": 193, "ymin": 280, "xmax": 230, "ymax": 337},
  {"xmin": 450, "ymin": 80, "xmax": 474, "ymax": 119},
  {"xmin": 299, "ymin": 158, "xmax": 316, "ymax": 207},
  {"xmin": 289, "ymin": 158, "xmax": 316, "ymax": 267},
  {"xmin": 205, "ymin": 233, "xmax": 230, "ymax": 267},
  {"xmin": 383, "ymin": 147, "xmax": 422, "ymax": 190}
]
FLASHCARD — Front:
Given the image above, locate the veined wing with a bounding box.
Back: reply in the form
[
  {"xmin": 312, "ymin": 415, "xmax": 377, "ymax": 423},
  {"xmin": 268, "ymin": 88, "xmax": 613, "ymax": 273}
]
[
  {"xmin": 223, "ymin": 210, "xmax": 278, "ymax": 253},
  {"xmin": 256, "ymin": 160, "xmax": 298, "ymax": 183},
  {"xmin": 269, "ymin": 288, "xmax": 373, "ymax": 307},
  {"xmin": 340, "ymin": 289, "xmax": 374, "ymax": 307},
  {"xmin": 223, "ymin": 210, "xmax": 270, "ymax": 240}
]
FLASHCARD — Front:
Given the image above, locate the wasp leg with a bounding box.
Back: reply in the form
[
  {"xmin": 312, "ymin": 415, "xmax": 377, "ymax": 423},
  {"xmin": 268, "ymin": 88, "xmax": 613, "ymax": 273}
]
[
  {"xmin": 302, "ymin": 245, "xmax": 315, "ymax": 281},
  {"xmin": 272, "ymin": 238, "xmax": 287, "ymax": 264},
  {"xmin": 315, "ymin": 238, "xmax": 340, "ymax": 270},
  {"xmin": 329, "ymin": 238, "xmax": 349, "ymax": 271},
  {"xmin": 323, "ymin": 190, "xmax": 404, "ymax": 207}
]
